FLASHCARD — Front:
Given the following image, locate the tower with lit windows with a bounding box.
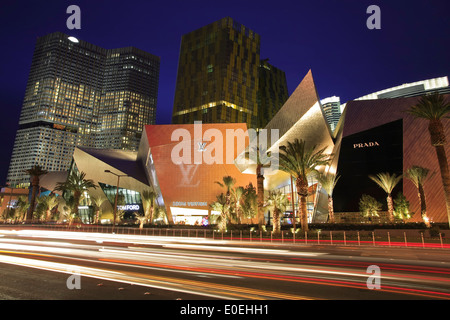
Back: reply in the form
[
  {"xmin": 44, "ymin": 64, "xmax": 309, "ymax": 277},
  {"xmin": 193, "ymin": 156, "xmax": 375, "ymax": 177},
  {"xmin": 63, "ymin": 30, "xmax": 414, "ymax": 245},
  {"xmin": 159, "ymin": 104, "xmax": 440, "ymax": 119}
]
[
  {"xmin": 7, "ymin": 32, "xmax": 160, "ymax": 186},
  {"xmin": 320, "ymin": 96, "xmax": 341, "ymax": 133},
  {"xmin": 172, "ymin": 18, "xmax": 256, "ymax": 128}
]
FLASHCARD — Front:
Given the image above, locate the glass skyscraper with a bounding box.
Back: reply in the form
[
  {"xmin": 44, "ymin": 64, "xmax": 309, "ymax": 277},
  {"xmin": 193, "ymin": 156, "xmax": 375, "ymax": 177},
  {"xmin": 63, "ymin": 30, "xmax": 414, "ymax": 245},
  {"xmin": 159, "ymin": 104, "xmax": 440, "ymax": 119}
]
[
  {"xmin": 7, "ymin": 32, "xmax": 160, "ymax": 187},
  {"xmin": 172, "ymin": 17, "xmax": 287, "ymax": 129},
  {"xmin": 257, "ymin": 59, "xmax": 288, "ymax": 128},
  {"xmin": 320, "ymin": 96, "xmax": 341, "ymax": 133}
]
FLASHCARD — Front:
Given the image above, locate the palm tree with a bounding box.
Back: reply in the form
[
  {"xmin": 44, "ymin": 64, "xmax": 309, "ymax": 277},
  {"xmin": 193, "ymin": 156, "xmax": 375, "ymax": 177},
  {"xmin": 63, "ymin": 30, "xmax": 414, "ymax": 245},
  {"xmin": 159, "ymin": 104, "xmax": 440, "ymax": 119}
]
[
  {"xmin": 215, "ymin": 176, "xmax": 236, "ymax": 224},
  {"xmin": 279, "ymin": 139, "xmax": 331, "ymax": 231},
  {"xmin": 210, "ymin": 193, "xmax": 228, "ymax": 231},
  {"xmin": 231, "ymin": 186, "xmax": 245, "ymax": 224},
  {"xmin": 57, "ymin": 195, "xmax": 76, "ymax": 226},
  {"xmin": 265, "ymin": 191, "xmax": 288, "ymax": 235},
  {"xmin": 393, "ymin": 192, "xmax": 411, "ymax": 221},
  {"xmin": 359, "ymin": 194, "xmax": 383, "ymax": 220},
  {"xmin": 245, "ymin": 143, "xmax": 273, "ymax": 230},
  {"xmin": 407, "ymin": 92, "xmax": 450, "ymax": 227},
  {"xmin": 24, "ymin": 165, "xmax": 48, "ymax": 222},
  {"xmin": 15, "ymin": 196, "xmax": 30, "ymax": 223},
  {"xmin": 135, "ymin": 214, "xmax": 147, "ymax": 229},
  {"xmin": 36, "ymin": 194, "xmax": 58, "ymax": 221},
  {"xmin": 90, "ymin": 195, "xmax": 107, "ymax": 224},
  {"xmin": 405, "ymin": 165, "xmax": 434, "ymax": 227},
  {"xmin": 54, "ymin": 170, "xmax": 97, "ymax": 221},
  {"xmin": 153, "ymin": 206, "xmax": 168, "ymax": 225},
  {"xmin": 241, "ymin": 183, "xmax": 258, "ymax": 222},
  {"xmin": 369, "ymin": 172, "xmax": 402, "ymax": 223},
  {"xmin": 317, "ymin": 173, "xmax": 340, "ymax": 223},
  {"xmin": 141, "ymin": 190, "xmax": 157, "ymax": 225}
]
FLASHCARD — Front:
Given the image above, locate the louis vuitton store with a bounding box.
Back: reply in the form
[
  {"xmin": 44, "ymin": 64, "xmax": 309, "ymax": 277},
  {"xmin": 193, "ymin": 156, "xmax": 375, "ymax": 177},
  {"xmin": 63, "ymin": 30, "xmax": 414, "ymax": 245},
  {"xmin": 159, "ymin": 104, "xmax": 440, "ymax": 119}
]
[{"xmin": 70, "ymin": 122, "xmax": 257, "ymax": 225}]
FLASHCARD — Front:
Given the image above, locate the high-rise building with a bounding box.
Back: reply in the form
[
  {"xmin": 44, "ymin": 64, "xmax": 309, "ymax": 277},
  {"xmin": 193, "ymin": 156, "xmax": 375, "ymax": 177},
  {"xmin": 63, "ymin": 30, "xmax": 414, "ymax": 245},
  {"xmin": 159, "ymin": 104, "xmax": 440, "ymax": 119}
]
[
  {"xmin": 354, "ymin": 76, "xmax": 450, "ymax": 100},
  {"xmin": 7, "ymin": 32, "xmax": 160, "ymax": 187},
  {"xmin": 320, "ymin": 96, "xmax": 341, "ymax": 133},
  {"xmin": 257, "ymin": 59, "xmax": 289, "ymax": 128},
  {"xmin": 173, "ymin": 17, "xmax": 285, "ymax": 129},
  {"xmin": 340, "ymin": 76, "xmax": 450, "ymax": 114}
]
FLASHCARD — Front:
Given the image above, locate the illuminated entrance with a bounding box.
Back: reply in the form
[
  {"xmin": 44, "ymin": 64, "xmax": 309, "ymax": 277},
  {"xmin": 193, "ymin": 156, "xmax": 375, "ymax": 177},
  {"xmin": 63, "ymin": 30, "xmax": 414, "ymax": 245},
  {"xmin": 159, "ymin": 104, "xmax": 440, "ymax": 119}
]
[
  {"xmin": 170, "ymin": 207, "xmax": 210, "ymax": 226},
  {"xmin": 98, "ymin": 182, "xmax": 144, "ymax": 217}
]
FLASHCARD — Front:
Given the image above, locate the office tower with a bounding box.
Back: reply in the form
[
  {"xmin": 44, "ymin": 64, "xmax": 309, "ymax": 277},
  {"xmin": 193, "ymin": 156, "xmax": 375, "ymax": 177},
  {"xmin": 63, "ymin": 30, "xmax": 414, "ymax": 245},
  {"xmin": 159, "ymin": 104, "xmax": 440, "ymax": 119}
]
[
  {"xmin": 172, "ymin": 17, "xmax": 261, "ymax": 128},
  {"xmin": 320, "ymin": 96, "xmax": 341, "ymax": 132},
  {"xmin": 257, "ymin": 59, "xmax": 288, "ymax": 128},
  {"xmin": 7, "ymin": 32, "xmax": 159, "ymax": 187},
  {"xmin": 97, "ymin": 47, "xmax": 159, "ymax": 150}
]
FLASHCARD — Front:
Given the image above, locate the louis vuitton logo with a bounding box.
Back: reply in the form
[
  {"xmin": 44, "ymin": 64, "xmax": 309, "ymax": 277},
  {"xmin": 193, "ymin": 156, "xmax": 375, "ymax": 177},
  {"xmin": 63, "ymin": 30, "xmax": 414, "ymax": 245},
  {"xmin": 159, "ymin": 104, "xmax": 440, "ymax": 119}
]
[
  {"xmin": 198, "ymin": 142, "xmax": 207, "ymax": 152},
  {"xmin": 179, "ymin": 163, "xmax": 200, "ymax": 187},
  {"xmin": 170, "ymin": 121, "xmax": 279, "ymax": 171}
]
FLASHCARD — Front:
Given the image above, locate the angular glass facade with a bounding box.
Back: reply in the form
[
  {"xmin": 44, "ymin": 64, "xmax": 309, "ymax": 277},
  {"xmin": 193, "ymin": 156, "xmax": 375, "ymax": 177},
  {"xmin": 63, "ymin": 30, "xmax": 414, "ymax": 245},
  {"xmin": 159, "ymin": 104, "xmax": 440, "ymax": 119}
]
[{"xmin": 98, "ymin": 182, "xmax": 143, "ymax": 217}]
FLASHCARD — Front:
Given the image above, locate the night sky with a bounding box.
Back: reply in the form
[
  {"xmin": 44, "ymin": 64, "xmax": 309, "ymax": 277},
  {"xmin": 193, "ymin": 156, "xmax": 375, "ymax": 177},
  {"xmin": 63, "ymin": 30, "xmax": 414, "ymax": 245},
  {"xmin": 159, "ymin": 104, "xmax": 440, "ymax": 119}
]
[{"xmin": 0, "ymin": 0, "xmax": 449, "ymax": 185}]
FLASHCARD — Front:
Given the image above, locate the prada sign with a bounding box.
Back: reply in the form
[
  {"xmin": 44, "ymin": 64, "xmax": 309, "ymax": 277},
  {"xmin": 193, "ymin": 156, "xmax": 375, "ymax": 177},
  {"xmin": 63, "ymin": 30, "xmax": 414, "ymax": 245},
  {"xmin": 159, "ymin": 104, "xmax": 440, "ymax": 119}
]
[{"xmin": 353, "ymin": 141, "xmax": 380, "ymax": 149}]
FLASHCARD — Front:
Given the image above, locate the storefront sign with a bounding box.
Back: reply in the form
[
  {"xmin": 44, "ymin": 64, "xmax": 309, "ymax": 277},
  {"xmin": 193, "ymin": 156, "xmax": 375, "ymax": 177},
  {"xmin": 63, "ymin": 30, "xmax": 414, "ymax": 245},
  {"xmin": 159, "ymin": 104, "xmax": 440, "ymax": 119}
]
[
  {"xmin": 117, "ymin": 204, "xmax": 140, "ymax": 211},
  {"xmin": 172, "ymin": 201, "xmax": 208, "ymax": 207},
  {"xmin": 353, "ymin": 141, "xmax": 380, "ymax": 149}
]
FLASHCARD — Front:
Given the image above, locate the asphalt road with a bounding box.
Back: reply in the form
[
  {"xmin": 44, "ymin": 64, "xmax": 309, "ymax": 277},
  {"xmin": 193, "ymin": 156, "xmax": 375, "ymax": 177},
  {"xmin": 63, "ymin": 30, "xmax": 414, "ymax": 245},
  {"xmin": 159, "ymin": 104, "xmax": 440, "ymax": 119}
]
[{"xmin": 1, "ymin": 228, "xmax": 450, "ymax": 306}]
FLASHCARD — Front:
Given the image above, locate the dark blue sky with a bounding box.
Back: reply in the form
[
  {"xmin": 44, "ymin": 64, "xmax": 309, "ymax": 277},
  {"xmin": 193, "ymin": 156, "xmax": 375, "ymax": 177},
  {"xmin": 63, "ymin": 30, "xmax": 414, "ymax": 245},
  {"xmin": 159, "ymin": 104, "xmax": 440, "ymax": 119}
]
[{"xmin": 0, "ymin": 0, "xmax": 449, "ymax": 185}]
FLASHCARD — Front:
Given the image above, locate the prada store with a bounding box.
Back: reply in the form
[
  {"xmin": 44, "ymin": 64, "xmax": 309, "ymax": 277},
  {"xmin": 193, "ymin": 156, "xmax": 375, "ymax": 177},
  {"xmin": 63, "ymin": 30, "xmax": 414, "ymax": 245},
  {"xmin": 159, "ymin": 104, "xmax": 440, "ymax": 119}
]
[{"xmin": 331, "ymin": 96, "xmax": 450, "ymax": 223}]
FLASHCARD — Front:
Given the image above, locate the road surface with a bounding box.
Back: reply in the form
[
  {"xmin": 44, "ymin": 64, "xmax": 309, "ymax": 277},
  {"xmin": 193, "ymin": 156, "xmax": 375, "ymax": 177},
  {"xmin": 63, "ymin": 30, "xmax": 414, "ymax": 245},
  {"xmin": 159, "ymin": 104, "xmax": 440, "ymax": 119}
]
[{"xmin": 1, "ymin": 228, "xmax": 449, "ymax": 304}]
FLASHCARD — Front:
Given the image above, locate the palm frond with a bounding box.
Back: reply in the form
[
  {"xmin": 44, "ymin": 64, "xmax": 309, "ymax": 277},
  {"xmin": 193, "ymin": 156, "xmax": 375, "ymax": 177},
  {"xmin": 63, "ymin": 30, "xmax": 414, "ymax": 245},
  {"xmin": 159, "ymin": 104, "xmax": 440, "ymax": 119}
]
[
  {"xmin": 405, "ymin": 166, "xmax": 434, "ymax": 188},
  {"xmin": 24, "ymin": 165, "xmax": 48, "ymax": 177},
  {"xmin": 279, "ymin": 139, "xmax": 331, "ymax": 179},
  {"xmin": 369, "ymin": 172, "xmax": 402, "ymax": 194},
  {"xmin": 406, "ymin": 92, "xmax": 450, "ymax": 120},
  {"xmin": 317, "ymin": 173, "xmax": 340, "ymax": 196}
]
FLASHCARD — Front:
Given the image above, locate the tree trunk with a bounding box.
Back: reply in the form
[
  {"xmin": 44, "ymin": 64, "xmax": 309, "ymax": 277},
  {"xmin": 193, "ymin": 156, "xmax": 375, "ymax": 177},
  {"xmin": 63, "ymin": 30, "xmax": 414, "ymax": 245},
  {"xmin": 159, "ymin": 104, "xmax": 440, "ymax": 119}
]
[
  {"xmin": 95, "ymin": 209, "xmax": 100, "ymax": 224},
  {"xmin": 273, "ymin": 208, "xmax": 280, "ymax": 234},
  {"xmin": 225, "ymin": 190, "xmax": 232, "ymax": 226},
  {"xmin": 256, "ymin": 164, "xmax": 265, "ymax": 229},
  {"xmin": 417, "ymin": 185, "xmax": 430, "ymax": 227},
  {"xmin": 26, "ymin": 178, "xmax": 39, "ymax": 222},
  {"xmin": 328, "ymin": 195, "xmax": 335, "ymax": 223},
  {"xmin": 296, "ymin": 177, "xmax": 309, "ymax": 231},
  {"xmin": 219, "ymin": 210, "xmax": 227, "ymax": 232},
  {"xmin": 434, "ymin": 144, "xmax": 450, "ymax": 228},
  {"xmin": 387, "ymin": 194, "xmax": 394, "ymax": 222},
  {"xmin": 73, "ymin": 191, "xmax": 81, "ymax": 221},
  {"xmin": 290, "ymin": 175, "xmax": 297, "ymax": 232},
  {"xmin": 149, "ymin": 206, "xmax": 154, "ymax": 225},
  {"xmin": 428, "ymin": 120, "xmax": 450, "ymax": 228}
]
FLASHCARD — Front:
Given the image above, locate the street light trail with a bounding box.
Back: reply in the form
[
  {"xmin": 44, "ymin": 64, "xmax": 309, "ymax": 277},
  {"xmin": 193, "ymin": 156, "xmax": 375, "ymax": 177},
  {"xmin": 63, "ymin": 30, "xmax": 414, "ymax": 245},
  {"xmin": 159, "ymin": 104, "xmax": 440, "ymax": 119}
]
[
  {"xmin": 0, "ymin": 229, "xmax": 450, "ymax": 300},
  {"xmin": 0, "ymin": 252, "xmax": 313, "ymax": 300}
]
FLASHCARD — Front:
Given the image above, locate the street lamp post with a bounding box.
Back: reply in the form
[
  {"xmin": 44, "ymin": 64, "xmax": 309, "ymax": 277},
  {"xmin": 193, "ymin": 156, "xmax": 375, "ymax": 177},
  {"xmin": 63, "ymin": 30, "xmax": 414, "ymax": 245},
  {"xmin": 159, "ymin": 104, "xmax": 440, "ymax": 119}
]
[{"xmin": 104, "ymin": 170, "xmax": 128, "ymax": 232}]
